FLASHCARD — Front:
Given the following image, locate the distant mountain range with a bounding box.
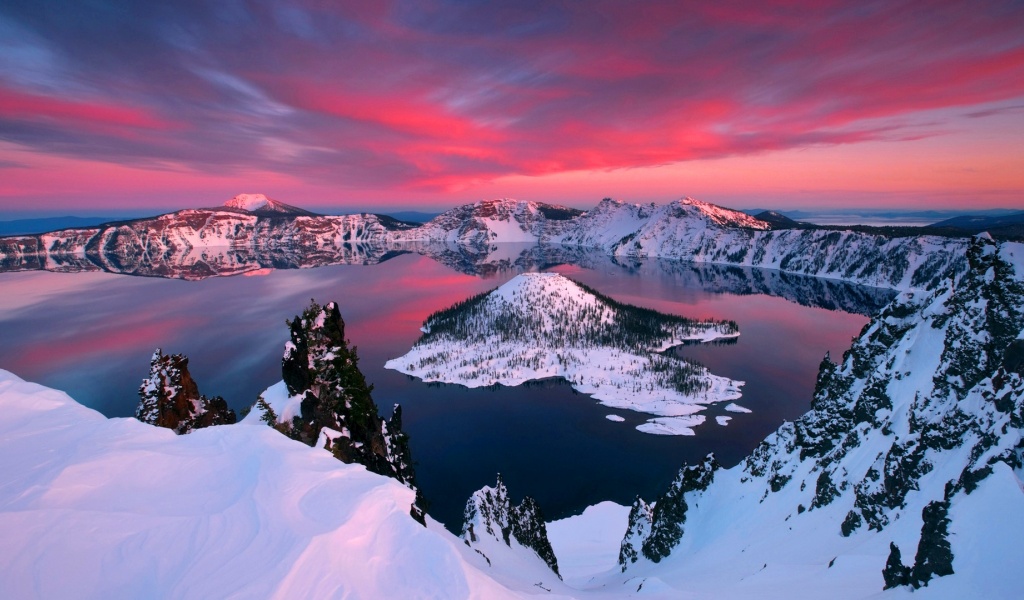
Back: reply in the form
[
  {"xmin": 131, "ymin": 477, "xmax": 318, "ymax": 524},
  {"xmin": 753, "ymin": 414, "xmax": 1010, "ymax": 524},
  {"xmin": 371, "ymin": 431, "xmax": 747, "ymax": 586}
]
[
  {"xmin": 1, "ymin": 194, "xmax": 973, "ymax": 291},
  {"xmin": 745, "ymin": 208, "xmax": 1024, "ymax": 241}
]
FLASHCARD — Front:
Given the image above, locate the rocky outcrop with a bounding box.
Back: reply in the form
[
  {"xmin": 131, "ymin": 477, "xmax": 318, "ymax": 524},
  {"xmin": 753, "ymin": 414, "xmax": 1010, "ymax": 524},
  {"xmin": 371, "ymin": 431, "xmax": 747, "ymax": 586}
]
[
  {"xmin": 618, "ymin": 454, "xmax": 718, "ymax": 568},
  {"xmin": 275, "ymin": 299, "xmax": 417, "ymax": 487},
  {"xmin": 135, "ymin": 349, "xmax": 236, "ymax": 434},
  {"xmin": 617, "ymin": 497, "xmax": 653, "ymax": 570},
  {"xmin": 461, "ymin": 475, "xmax": 560, "ymax": 577}
]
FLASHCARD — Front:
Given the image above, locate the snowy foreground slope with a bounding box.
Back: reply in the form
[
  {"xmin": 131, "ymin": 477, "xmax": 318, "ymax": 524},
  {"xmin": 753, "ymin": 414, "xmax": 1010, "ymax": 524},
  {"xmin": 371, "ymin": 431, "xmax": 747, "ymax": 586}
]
[
  {"xmin": 386, "ymin": 272, "xmax": 743, "ymax": 435},
  {"xmin": 0, "ymin": 370, "xmax": 529, "ymax": 599}
]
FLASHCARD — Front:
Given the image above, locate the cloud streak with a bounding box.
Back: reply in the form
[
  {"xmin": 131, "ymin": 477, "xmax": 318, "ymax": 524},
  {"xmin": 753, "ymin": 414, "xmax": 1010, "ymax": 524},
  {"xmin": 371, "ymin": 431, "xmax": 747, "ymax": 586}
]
[{"xmin": 0, "ymin": 0, "xmax": 1022, "ymax": 206}]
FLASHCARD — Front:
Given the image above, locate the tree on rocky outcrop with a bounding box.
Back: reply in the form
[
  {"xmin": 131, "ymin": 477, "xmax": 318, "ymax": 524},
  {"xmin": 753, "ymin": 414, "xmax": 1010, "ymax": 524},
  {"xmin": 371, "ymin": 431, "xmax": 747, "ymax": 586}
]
[
  {"xmin": 277, "ymin": 299, "xmax": 417, "ymax": 487},
  {"xmin": 136, "ymin": 349, "xmax": 235, "ymax": 434}
]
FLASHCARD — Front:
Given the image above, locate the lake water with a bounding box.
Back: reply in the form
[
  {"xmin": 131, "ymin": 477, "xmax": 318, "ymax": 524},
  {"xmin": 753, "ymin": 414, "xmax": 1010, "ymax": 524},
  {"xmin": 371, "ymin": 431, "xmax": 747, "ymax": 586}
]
[{"xmin": 0, "ymin": 248, "xmax": 889, "ymax": 530}]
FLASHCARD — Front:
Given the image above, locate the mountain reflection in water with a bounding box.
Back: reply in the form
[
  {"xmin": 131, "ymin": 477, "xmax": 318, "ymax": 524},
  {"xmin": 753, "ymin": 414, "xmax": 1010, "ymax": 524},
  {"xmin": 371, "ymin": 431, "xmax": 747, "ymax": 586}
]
[{"xmin": 0, "ymin": 247, "xmax": 883, "ymax": 529}]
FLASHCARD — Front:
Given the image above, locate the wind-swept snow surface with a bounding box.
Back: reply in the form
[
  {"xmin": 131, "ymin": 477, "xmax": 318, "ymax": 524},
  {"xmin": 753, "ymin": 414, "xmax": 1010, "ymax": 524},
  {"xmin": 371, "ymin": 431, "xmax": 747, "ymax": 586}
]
[
  {"xmin": 0, "ymin": 370, "xmax": 521, "ymax": 599},
  {"xmin": 386, "ymin": 273, "xmax": 744, "ymax": 435}
]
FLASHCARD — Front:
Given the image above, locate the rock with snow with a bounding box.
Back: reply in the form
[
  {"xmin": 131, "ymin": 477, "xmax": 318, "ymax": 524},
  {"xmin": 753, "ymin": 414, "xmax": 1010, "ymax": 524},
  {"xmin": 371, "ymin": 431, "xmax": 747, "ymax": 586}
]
[
  {"xmin": 251, "ymin": 299, "xmax": 417, "ymax": 489},
  {"xmin": 135, "ymin": 349, "xmax": 235, "ymax": 434},
  {"xmin": 386, "ymin": 272, "xmax": 744, "ymax": 435},
  {"xmin": 621, "ymin": 454, "xmax": 719, "ymax": 566},
  {"xmin": 618, "ymin": 496, "xmax": 654, "ymax": 570},
  {"xmin": 461, "ymin": 475, "xmax": 561, "ymax": 579}
]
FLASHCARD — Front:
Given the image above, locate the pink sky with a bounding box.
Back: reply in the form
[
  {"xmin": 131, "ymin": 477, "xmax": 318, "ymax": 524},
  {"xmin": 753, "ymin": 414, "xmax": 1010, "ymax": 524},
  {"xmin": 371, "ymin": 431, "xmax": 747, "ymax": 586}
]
[{"xmin": 0, "ymin": 1, "xmax": 1022, "ymax": 216}]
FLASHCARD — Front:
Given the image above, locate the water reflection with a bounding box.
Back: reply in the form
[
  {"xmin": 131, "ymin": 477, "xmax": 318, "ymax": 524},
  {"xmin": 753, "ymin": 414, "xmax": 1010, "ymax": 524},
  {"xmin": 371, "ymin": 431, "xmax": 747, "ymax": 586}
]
[
  {"xmin": 2, "ymin": 240, "xmax": 895, "ymax": 315},
  {"xmin": 0, "ymin": 248, "xmax": 877, "ymax": 530}
]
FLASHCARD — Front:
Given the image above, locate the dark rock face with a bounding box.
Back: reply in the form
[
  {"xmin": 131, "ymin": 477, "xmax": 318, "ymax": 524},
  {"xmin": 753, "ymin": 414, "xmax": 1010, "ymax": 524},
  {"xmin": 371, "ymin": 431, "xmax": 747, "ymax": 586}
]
[
  {"xmin": 911, "ymin": 496, "xmax": 955, "ymax": 587},
  {"xmin": 618, "ymin": 454, "xmax": 718, "ymax": 569},
  {"xmin": 618, "ymin": 497, "xmax": 653, "ymax": 570},
  {"xmin": 278, "ymin": 300, "xmax": 416, "ymax": 487},
  {"xmin": 460, "ymin": 475, "xmax": 561, "ymax": 577},
  {"xmin": 135, "ymin": 349, "xmax": 236, "ymax": 434},
  {"xmin": 883, "ymin": 542, "xmax": 911, "ymax": 589}
]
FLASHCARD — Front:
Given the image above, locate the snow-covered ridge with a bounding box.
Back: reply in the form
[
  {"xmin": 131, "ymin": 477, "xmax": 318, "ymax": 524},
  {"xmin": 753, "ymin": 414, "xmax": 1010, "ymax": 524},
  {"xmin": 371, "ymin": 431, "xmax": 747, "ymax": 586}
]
[
  {"xmin": 602, "ymin": 237, "xmax": 1024, "ymax": 596},
  {"xmin": 392, "ymin": 197, "xmax": 583, "ymax": 246},
  {"xmin": 554, "ymin": 198, "xmax": 968, "ymax": 291},
  {"xmin": 0, "ymin": 369, "xmax": 531, "ymax": 599},
  {"xmin": 386, "ymin": 272, "xmax": 744, "ymax": 435},
  {"xmin": 1, "ymin": 195, "xmax": 968, "ymax": 293}
]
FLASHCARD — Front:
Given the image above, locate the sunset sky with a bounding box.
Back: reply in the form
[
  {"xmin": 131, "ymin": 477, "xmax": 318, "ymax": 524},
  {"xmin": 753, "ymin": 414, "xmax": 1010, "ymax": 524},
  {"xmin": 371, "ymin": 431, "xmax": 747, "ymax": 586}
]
[{"xmin": 1, "ymin": 0, "xmax": 1022, "ymax": 216}]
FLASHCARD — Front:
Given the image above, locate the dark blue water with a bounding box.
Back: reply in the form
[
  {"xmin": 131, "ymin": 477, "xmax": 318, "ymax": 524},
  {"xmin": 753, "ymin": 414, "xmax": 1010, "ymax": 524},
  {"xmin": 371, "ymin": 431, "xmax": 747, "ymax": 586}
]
[{"xmin": 0, "ymin": 252, "xmax": 876, "ymax": 530}]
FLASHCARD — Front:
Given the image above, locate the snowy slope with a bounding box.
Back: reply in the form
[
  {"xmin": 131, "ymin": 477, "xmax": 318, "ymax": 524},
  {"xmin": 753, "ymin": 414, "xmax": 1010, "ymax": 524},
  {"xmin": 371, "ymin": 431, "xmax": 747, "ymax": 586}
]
[
  {"xmin": 555, "ymin": 198, "xmax": 967, "ymax": 292},
  {"xmin": 599, "ymin": 236, "xmax": 1024, "ymax": 597},
  {"xmin": 386, "ymin": 272, "xmax": 743, "ymax": 435},
  {"xmin": 392, "ymin": 198, "xmax": 582, "ymax": 246},
  {"xmin": 0, "ymin": 369, "xmax": 524, "ymax": 599}
]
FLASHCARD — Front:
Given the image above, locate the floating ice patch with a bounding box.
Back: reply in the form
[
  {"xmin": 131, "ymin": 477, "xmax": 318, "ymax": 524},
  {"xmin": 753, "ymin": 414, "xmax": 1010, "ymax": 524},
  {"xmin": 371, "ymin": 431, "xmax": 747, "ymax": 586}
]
[{"xmin": 605, "ymin": 414, "xmax": 626, "ymax": 422}]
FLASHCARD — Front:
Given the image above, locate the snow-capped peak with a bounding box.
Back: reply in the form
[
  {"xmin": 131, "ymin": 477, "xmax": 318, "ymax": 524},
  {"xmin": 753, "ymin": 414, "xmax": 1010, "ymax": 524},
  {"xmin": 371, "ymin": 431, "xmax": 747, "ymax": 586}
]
[
  {"xmin": 673, "ymin": 197, "xmax": 770, "ymax": 230},
  {"xmin": 221, "ymin": 193, "xmax": 317, "ymax": 216},
  {"xmin": 224, "ymin": 193, "xmax": 274, "ymax": 212}
]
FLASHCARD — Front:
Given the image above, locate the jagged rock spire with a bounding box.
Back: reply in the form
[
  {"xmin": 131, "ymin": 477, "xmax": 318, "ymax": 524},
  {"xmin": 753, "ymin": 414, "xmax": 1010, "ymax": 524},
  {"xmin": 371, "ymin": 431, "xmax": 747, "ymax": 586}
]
[
  {"xmin": 136, "ymin": 349, "xmax": 235, "ymax": 434},
  {"xmin": 461, "ymin": 475, "xmax": 560, "ymax": 578},
  {"xmin": 277, "ymin": 299, "xmax": 417, "ymax": 488}
]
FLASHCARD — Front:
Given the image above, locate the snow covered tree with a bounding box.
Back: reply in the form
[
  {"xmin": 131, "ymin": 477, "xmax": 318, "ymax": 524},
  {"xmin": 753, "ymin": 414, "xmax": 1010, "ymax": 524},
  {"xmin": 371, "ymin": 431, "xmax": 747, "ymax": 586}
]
[{"xmin": 280, "ymin": 299, "xmax": 417, "ymax": 489}]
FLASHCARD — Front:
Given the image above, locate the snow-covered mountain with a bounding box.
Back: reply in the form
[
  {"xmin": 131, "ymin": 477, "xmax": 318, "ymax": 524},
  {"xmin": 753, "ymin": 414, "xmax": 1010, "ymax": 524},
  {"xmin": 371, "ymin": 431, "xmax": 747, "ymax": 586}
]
[
  {"xmin": 1, "ymin": 194, "xmax": 969, "ymax": 292},
  {"xmin": 386, "ymin": 272, "xmax": 743, "ymax": 435},
  {"xmin": 219, "ymin": 192, "xmax": 318, "ymax": 216},
  {"xmin": 393, "ymin": 197, "xmax": 583, "ymax": 246},
  {"xmin": 0, "ymin": 196, "xmax": 416, "ymax": 279},
  {"xmin": 553, "ymin": 198, "xmax": 967, "ymax": 291}
]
